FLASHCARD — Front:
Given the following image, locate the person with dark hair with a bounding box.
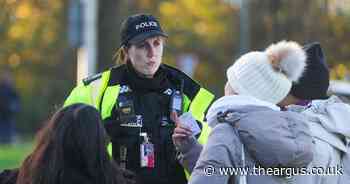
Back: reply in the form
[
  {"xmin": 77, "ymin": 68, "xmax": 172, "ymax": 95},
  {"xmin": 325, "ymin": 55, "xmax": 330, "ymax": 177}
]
[
  {"xmin": 64, "ymin": 14, "xmax": 214, "ymax": 184},
  {"xmin": 0, "ymin": 104, "xmax": 131, "ymax": 184},
  {"xmin": 279, "ymin": 42, "xmax": 350, "ymax": 184}
]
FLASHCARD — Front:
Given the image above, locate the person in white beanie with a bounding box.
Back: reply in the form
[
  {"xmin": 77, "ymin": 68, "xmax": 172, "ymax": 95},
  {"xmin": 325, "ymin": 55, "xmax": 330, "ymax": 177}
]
[
  {"xmin": 172, "ymin": 40, "xmax": 315, "ymax": 184},
  {"xmin": 226, "ymin": 40, "xmax": 306, "ymax": 104}
]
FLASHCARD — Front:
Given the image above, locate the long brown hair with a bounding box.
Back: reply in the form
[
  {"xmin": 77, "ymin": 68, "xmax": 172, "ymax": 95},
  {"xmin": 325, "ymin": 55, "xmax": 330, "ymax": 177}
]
[{"xmin": 16, "ymin": 104, "xmax": 126, "ymax": 184}]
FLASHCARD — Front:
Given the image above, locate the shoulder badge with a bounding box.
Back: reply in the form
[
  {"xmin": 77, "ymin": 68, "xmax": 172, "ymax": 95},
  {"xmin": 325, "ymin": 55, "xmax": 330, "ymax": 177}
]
[{"xmin": 82, "ymin": 73, "xmax": 102, "ymax": 86}]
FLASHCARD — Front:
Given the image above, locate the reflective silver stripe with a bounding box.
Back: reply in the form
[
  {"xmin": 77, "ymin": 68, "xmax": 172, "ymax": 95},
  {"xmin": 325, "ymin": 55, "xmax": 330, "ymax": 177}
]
[{"xmin": 90, "ymin": 78, "xmax": 102, "ymax": 108}]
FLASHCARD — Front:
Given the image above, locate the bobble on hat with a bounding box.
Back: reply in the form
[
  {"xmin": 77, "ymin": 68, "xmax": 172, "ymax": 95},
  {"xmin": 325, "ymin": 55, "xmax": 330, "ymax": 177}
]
[
  {"xmin": 226, "ymin": 40, "xmax": 307, "ymax": 104},
  {"xmin": 265, "ymin": 40, "xmax": 307, "ymax": 82}
]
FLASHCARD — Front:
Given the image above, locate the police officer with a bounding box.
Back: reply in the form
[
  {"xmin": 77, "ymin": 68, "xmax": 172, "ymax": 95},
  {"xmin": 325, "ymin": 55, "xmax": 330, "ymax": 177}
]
[{"xmin": 64, "ymin": 14, "xmax": 214, "ymax": 184}]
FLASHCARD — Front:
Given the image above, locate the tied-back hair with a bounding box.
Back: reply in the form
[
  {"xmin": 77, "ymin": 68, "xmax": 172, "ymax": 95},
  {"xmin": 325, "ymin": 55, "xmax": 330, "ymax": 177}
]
[
  {"xmin": 113, "ymin": 46, "xmax": 128, "ymax": 66},
  {"xmin": 16, "ymin": 104, "xmax": 126, "ymax": 184}
]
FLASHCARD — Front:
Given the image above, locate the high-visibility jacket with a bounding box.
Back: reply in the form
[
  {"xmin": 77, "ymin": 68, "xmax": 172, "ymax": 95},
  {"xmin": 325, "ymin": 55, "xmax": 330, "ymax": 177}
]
[{"xmin": 64, "ymin": 64, "xmax": 214, "ymax": 183}]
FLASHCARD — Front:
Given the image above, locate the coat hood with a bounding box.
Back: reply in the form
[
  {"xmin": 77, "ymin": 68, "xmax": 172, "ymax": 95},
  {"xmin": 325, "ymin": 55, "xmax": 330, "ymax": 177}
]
[{"xmin": 303, "ymin": 95, "xmax": 350, "ymax": 152}]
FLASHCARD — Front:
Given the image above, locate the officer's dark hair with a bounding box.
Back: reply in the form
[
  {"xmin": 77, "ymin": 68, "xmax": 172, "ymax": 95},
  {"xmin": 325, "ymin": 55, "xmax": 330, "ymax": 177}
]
[{"xmin": 16, "ymin": 104, "xmax": 128, "ymax": 184}]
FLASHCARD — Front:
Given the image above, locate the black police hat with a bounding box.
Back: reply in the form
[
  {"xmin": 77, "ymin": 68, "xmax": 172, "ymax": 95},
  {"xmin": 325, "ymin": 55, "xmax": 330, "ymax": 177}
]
[{"xmin": 120, "ymin": 14, "xmax": 168, "ymax": 47}]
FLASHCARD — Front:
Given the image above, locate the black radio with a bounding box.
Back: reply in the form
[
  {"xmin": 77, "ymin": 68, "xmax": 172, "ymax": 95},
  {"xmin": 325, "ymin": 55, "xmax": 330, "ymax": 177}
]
[{"xmin": 117, "ymin": 95, "xmax": 140, "ymax": 128}]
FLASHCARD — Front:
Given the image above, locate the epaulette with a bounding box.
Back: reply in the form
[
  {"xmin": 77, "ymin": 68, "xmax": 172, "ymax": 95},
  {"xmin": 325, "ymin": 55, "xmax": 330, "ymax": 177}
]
[{"xmin": 82, "ymin": 73, "xmax": 102, "ymax": 86}]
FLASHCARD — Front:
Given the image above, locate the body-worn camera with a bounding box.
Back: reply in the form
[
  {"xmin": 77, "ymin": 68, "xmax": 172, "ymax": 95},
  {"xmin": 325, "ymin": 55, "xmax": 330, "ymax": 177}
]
[
  {"xmin": 170, "ymin": 79, "xmax": 184, "ymax": 116},
  {"xmin": 170, "ymin": 90, "xmax": 183, "ymax": 116}
]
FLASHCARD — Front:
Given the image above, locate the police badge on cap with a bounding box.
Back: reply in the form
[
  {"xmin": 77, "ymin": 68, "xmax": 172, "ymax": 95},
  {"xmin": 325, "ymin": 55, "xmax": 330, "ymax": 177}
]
[{"xmin": 120, "ymin": 14, "xmax": 168, "ymax": 47}]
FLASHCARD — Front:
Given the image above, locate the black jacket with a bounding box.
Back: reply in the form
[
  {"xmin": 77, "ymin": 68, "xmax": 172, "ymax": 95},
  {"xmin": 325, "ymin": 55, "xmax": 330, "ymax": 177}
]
[
  {"xmin": 104, "ymin": 64, "xmax": 201, "ymax": 184},
  {"xmin": 59, "ymin": 168, "xmax": 95, "ymax": 184}
]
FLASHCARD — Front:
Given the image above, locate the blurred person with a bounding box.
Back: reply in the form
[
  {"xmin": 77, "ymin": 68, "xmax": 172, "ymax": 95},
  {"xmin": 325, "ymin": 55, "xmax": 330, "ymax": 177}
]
[
  {"xmin": 0, "ymin": 70, "xmax": 20, "ymax": 144},
  {"xmin": 174, "ymin": 40, "xmax": 314, "ymax": 184},
  {"xmin": 64, "ymin": 13, "xmax": 214, "ymax": 184},
  {"xmin": 279, "ymin": 42, "xmax": 350, "ymax": 184},
  {"xmin": 10, "ymin": 104, "xmax": 130, "ymax": 184}
]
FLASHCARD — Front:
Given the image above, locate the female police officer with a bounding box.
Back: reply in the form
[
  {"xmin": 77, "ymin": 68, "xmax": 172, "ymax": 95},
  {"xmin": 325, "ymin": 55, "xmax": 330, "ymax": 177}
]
[{"xmin": 64, "ymin": 14, "xmax": 214, "ymax": 184}]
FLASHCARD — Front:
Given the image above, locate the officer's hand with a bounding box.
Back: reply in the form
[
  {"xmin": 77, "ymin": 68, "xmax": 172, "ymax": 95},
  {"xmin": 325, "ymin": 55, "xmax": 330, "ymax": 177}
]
[{"xmin": 171, "ymin": 112, "xmax": 193, "ymax": 148}]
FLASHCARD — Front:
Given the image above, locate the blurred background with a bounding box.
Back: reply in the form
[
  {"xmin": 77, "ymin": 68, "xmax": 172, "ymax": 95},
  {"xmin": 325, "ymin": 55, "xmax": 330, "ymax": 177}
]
[{"xmin": 1, "ymin": 0, "xmax": 350, "ymax": 170}]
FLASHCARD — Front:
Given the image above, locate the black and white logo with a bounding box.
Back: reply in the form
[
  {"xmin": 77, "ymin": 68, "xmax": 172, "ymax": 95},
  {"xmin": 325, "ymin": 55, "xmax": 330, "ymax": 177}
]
[
  {"xmin": 135, "ymin": 21, "xmax": 158, "ymax": 30},
  {"xmin": 120, "ymin": 115, "xmax": 143, "ymax": 127},
  {"xmin": 163, "ymin": 88, "xmax": 173, "ymax": 95},
  {"xmin": 120, "ymin": 85, "xmax": 131, "ymax": 94}
]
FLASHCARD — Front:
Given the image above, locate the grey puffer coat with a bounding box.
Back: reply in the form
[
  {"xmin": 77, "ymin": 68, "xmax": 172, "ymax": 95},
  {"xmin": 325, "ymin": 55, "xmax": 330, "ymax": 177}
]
[{"xmin": 188, "ymin": 95, "xmax": 314, "ymax": 184}]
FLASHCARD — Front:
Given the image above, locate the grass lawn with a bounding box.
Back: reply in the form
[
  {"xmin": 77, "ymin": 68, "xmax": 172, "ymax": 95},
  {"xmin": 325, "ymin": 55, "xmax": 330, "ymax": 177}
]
[{"xmin": 0, "ymin": 142, "xmax": 33, "ymax": 171}]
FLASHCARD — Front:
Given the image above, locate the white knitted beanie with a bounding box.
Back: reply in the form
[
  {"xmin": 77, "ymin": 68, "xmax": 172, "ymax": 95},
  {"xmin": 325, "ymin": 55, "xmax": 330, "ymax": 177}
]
[{"xmin": 226, "ymin": 40, "xmax": 307, "ymax": 104}]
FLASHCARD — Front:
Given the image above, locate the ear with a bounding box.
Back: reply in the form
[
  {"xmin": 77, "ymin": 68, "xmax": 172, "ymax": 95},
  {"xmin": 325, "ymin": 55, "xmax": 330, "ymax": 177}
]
[
  {"xmin": 114, "ymin": 46, "xmax": 130, "ymax": 65},
  {"xmin": 268, "ymin": 53, "xmax": 281, "ymax": 72},
  {"xmin": 122, "ymin": 46, "xmax": 128, "ymax": 55},
  {"xmin": 160, "ymin": 36, "xmax": 167, "ymax": 44},
  {"xmin": 121, "ymin": 47, "xmax": 130, "ymax": 61}
]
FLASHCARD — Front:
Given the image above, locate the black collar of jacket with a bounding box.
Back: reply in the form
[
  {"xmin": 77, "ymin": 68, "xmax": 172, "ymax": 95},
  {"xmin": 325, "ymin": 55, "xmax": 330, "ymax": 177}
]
[
  {"xmin": 124, "ymin": 61, "xmax": 171, "ymax": 93},
  {"xmin": 108, "ymin": 63, "xmax": 201, "ymax": 99}
]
